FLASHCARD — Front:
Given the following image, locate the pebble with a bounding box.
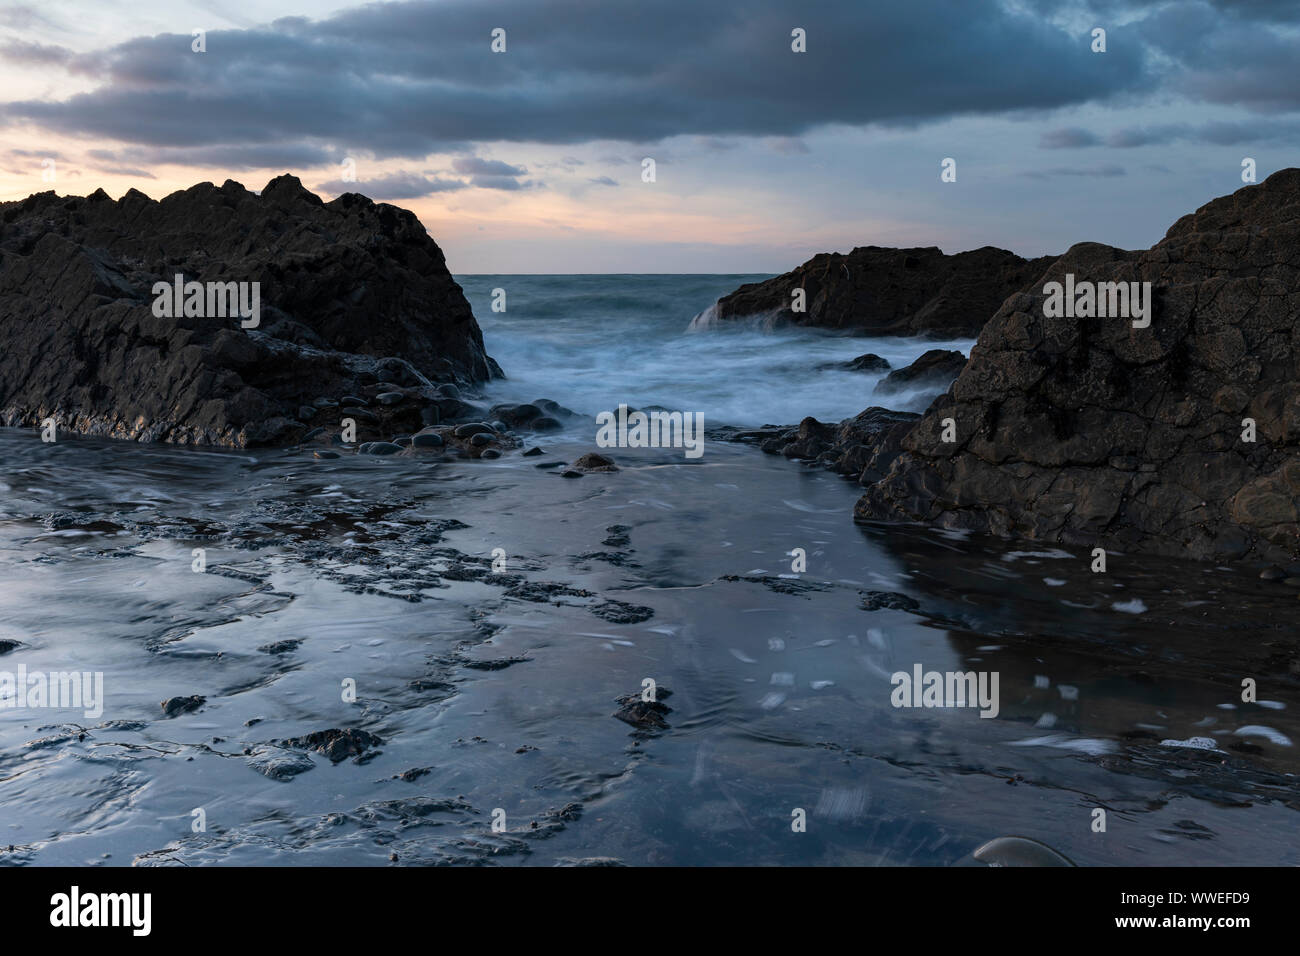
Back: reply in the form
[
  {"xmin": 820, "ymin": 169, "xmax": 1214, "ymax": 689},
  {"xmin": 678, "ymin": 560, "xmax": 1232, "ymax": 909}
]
[
  {"xmin": 376, "ymin": 391, "xmax": 406, "ymax": 406},
  {"xmin": 313, "ymin": 450, "xmax": 340, "ymax": 459}
]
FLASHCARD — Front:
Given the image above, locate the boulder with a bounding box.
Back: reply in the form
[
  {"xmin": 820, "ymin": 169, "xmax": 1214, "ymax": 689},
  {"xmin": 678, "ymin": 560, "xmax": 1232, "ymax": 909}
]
[
  {"xmin": 856, "ymin": 168, "xmax": 1300, "ymax": 564},
  {"xmin": 0, "ymin": 176, "xmax": 500, "ymax": 447},
  {"xmin": 695, "ymin": 245, "xmax": 1056, "ymax": 337}
]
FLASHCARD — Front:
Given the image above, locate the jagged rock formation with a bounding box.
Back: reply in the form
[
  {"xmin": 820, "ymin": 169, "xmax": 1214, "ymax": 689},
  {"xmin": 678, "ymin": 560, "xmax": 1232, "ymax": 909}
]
[
  {"xmin": 695, "ymin": 245, "xmax": 1056, "ymax": 337},
  {"xmin": 857, "ymin": 169, "xmax": 1300, "ymax": 564},
  {"xmin": 873, "ymin": 349, "xmax": 967, "ymax": 398},
  {"xmin": 0, "ymin": 175, "xmax": 499, "ymax": 446},
  {"xmin": 723, "ymin": 407, "xmax": 921, "ymax": 484}
]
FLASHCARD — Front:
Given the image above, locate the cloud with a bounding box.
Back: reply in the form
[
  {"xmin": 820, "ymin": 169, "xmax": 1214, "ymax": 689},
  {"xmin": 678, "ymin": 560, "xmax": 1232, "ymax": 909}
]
[
  {"xmin": 1024, "ymin": 165, "xmax": 1126, "ymax": 179},
  {"xmin": 451, "ymin": 157, "xmax": 527, "ymax": 177},
  {"xmin": 768, "ymin": 137, "xmax": 810, "ymax": 154},
  {"xmin": 587, "ymin": 175, "xmax": 618, "ymax": 186},
  {"xmin": 0, "ymin": 39, "xmax": 73, "ymax": 66},
  {"xmin": 1047, "ymin": 119, "xmax": 1300, "ymax": 148},
  {"xmin": 89, "ymin": 165, "xmax": 157, "ymax": 179},
  {"xmin": 469, "ymin": 174, "xmax": 539, "ymax": 191},
  {"xmin": 314, "ymin": 170, "xmax": 467, "ymax": 198},
  {"xmin": 1039, "ymin": 127, "xmax": 1101, "ymax": 149},
  {"xmin": 2, "ymin": 0, "xmax": 1151, "ymax": 159}
]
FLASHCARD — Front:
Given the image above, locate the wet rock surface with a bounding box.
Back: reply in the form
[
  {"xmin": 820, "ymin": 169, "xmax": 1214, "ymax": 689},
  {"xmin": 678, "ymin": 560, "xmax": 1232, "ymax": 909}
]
[
  {"xmin": 872, "ymin": 349, "xmax": 967, "ymax": 398},
  {"xmin": 0, "ymin": 175, "xmax": 499, "ymax": 447},
  {"xmin": 699, "ymin": 245, "xmax": 1055, "ymax": 336},
  {"xmin": 857, "ymin": 168, "xmax": 1300, "ymax": 564},
  {"xmin": 718, "ymin": 406, "xmax": 921, "ymax": 485}
]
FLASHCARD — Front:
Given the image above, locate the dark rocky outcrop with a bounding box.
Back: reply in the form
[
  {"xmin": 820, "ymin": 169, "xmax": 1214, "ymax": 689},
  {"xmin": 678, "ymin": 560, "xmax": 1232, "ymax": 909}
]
[
  {"xmin": 722, "ymin": 406, "xmax": 921, "ymax": 485},
  {"xmin": 0, "ymin": 176, "xmax": 500, "ymax": 446},
  {"xmin": 695, "ymin": 245, "xmax": 1056, "ymax": 337},
  {"xmin": 873, "ymin": 349, "xmax": 967, "ymax": 398},
  {"xmin": 857, "ymin": 168, "xmax": 1300, "ymax": 564},
  {"xmin": 815, "ymin": 352, "xmax": 891, "ymax": 373}
]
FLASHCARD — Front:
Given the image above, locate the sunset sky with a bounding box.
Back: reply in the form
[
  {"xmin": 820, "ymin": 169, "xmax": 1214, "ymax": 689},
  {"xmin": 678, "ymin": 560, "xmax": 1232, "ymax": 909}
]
[{"xmin": 0, "ymin": 0, "xmax": 1296, "ymax": 273}]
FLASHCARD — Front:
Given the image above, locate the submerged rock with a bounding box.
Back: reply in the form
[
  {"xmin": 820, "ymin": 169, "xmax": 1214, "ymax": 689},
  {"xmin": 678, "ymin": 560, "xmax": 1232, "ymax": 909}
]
[
  {"xmin": 160, "ymin": 695, "xmax": 206, "ymax": 717},
  {"xmin": 571, "ymin": 452, "xmax": 618, "ymax": 472},
  {"xmin": 0, "ymin": 176, "xmax": 499, "ymax": 447},
  {"xmin": 613, "ymin": 687, "xmax": 673, "ymax": 731},
  {"xmin": 280, "ymin": 728, "xmax": 384, "ymax": 763},
  {"xmin": 858, "ymin": 168, "xmax": 1300, "ymax": 564}
]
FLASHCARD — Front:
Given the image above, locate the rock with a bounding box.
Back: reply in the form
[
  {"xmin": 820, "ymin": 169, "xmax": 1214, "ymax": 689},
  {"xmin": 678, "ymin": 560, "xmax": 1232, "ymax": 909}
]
[
  {"xmin": 258, "ymin": 639, "xmax": 302, "ymax": 655},
  {"xmin": 160, "ymin": 695, "xmax": 205, "ymax": 717},
  {"xmin": 480, "ymin": 448, "xmax": 502, "ymax": 459},
  {"xmin": 280, "ymin": 728, "xmax": 383, "ymax": 763},
  {"xmin": 744, "ymin": 407, "xmax": 921, "ymax": 484},
  {"xmin": 419, "ymin": 406, "xmax": 441, "ymax": 427},
  {"xmin": 302, "ymin": 427, "xmax": 325, "ymax": 441},
  {"xmin": 490, "ymin": 403, "xmax": 542, "ymax": 428},
  {"xmin": 1260, "ymin": 566, "xmax": 1286, "ymax": 581},
  {"xmin": 857, "ymin": 168, "xmax": 1300, "ymax": 564},
  {"xmin": 411, "ymin": 432, "xmax": 444, "ymax": 449},
  {"xmin": 860, "ymin": 591, "xmax": 921, "ymax": 612},
  {"xmin": 872, "ymin": 349, "xmax": 967, "ymax": 397},
  {"xmin": 560, "ymin": 469, "xmax": 583, "ymax": 478},
  {"xmin": 696, "ymin": 245, "xmax": 1055, "ymax": 337},
  {"xmin": 613, "ymin": 687, "xmax": 673, "ymax": 731},
  {"xmin": 341, "ymin": 395, "xmax": 369, "ymax": 407},
  {"xmin": 375, "ymin": 391, "xmax": 406, "ymax": 406},
  {"xmin": 522, "ymin": 446, "xmax": 544, "ymax": 456},
  {"xmin": 360, "ymin": 441, "xmax": 403, "ymax": 455},
  {"xmin": 313, "ymin": 450, "xmax": 340, "ymax": 459},
  {"xmin": 454, "ymin": 422, "xmax": 494, "ymax": 439},
  {"xmin": 571, "ymin": 452, "xmax": 618, "ymax": 472},
  {"xmin": 469, "ymin": 432, "xmax": 492, "ymax": 447},
  {"xmin": 0, "ymin": 176, "xmax": 497, "ymax": 448},
  {"xmin": 530, "ymin": 416, "xmax": 563, "ymax": 432},
  {"xmin": 247, "ymin": 749, "xmax": 316, "ymax": 781},
  {"xmin": 341, "ymin": 406, "xmax": 379, "ymax": 422},
  {"xmin": 846, "ymin": 353, "xmax": 891, "ymax": 372}
]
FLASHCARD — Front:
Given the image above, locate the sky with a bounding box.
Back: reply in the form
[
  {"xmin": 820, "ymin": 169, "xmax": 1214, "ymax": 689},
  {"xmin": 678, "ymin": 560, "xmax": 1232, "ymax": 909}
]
[{"xmin": 0, "ymin": 0, "xmax": 1296, "ymax": 273}]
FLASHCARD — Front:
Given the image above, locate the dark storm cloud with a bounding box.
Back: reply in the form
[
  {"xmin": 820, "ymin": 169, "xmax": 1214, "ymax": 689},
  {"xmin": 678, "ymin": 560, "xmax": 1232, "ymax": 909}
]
[
  {"xmin": 3, "ymin": 0, "xmax": 1151, "ymax": 159},
  {"xmin": 313, "ymin": 170, "xmax": 467, "ymax": 198}
]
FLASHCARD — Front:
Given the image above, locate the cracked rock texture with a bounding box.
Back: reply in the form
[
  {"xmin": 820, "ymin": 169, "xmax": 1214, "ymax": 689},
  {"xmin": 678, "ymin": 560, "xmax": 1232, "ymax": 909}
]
[
  {"xmin": 856, "ymin": 168, "xmax": 1300, "ymax": 564},
  {"xmin": 698, "ymin": 245, "xmax": 1056, "ymax": 337},
  {"xmin": 0, "ymin": 175, "xmax": 498, "ymax": 446}
]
